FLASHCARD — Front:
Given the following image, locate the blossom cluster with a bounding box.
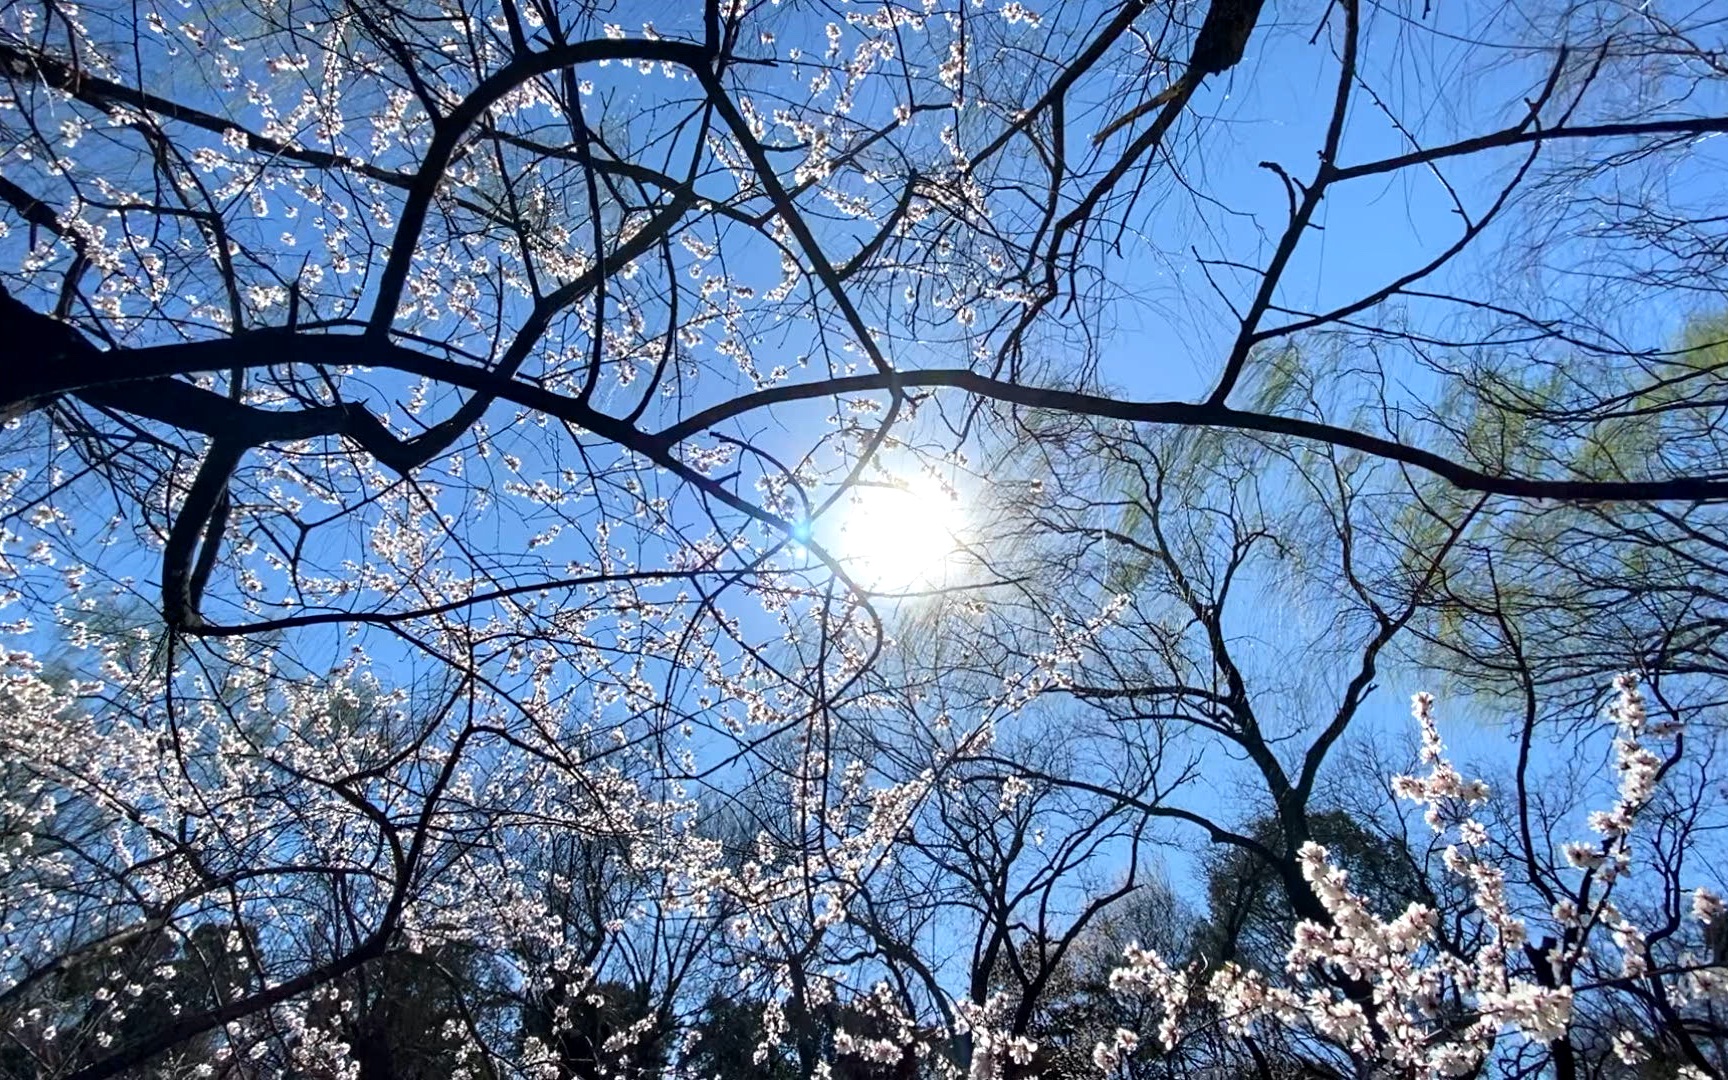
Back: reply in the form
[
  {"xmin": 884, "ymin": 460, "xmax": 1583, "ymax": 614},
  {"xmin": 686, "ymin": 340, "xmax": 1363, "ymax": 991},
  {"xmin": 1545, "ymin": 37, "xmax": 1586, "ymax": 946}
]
[{"xmin": 1096, "ymin": 681, "xmax": 1723, "ymax": 1078}]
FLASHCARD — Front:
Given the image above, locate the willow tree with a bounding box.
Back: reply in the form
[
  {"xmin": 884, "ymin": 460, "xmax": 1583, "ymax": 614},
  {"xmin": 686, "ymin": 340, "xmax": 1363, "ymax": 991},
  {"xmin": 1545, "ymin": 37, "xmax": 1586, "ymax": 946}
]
[{"xmin": 4, "ymin": 0, "xmax": 1728, "ymax": 1077}]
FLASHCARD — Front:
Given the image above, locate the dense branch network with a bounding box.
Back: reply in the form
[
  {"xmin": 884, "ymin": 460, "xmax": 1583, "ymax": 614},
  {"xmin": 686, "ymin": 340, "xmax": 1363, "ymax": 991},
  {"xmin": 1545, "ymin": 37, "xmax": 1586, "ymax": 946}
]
[
  {"xmin": 2, "ymin": 0, "xmax": 1727, "ymax": 1078},
  {"xmin": 5, "ymin": 0, "xmax": 1727, "ymax": 634}
]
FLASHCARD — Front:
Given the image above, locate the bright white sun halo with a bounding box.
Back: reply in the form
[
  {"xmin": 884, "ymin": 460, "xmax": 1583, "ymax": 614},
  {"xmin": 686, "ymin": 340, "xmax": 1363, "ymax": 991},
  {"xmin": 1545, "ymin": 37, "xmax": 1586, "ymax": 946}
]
[{"xmin": 830, "ymin": 477, "xmax": 968, "ymax": 591}]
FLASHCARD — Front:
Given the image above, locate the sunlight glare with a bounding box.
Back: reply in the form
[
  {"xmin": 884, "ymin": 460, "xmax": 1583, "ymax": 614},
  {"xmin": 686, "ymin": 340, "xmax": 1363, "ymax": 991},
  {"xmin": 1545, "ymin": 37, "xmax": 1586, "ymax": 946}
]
[{"xmin": 832, "ymin": 477, "xmax": 967, "ymax": 590}]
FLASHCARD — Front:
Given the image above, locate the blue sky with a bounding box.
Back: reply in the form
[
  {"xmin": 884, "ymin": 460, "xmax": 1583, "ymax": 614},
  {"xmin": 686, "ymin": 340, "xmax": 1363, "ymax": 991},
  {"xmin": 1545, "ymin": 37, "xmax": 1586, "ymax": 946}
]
[{"xmin": 6, "ymin": 0, "xmax": 1725, "ymax": 981}]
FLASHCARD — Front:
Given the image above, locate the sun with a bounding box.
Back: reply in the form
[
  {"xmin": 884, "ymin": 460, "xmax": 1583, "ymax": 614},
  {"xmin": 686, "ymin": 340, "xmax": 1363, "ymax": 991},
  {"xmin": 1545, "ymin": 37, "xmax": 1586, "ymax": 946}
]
[{"xmin": 829, "ymin": 476, "xmax": 968, "ymax": 591}]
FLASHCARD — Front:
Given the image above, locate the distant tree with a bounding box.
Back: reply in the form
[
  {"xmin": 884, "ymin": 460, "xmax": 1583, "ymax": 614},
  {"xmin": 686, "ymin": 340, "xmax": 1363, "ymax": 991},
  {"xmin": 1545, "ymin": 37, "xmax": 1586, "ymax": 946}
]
[
  {"xmin": 308, "ymin": 944, "xmax": 502, "ymax": 1080},
  {"xmin": 1198, "ymin": 810, "xmax": 1430, "ymax": 974},
  {"xmin": 0, "ymin": 920, "xmax": 256, "ymax": 1078},
  {"xmin": 520, "ymin": 978, "xmax": 667, "ymax": 1080},
  {"xmin": 682, "ymin": 993, "xmax": 804, "ymax": 1080},
  {"xmin": 3, "ymin": 0, "xmax": 1728, "ymax": 1077}
]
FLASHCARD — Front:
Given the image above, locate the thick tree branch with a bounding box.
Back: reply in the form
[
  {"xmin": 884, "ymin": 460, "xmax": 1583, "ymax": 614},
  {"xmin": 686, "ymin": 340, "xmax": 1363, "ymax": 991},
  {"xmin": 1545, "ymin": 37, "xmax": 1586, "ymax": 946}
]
[{"xmin": 8, "ymin": 300, "xmax": 1728, "ymax": 503}]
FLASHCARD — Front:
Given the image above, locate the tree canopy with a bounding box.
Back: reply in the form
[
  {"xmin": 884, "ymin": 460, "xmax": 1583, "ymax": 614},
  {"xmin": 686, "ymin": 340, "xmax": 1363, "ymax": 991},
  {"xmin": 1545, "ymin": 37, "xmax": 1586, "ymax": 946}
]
[{"xmin": 3, "ymin": 0, "xmax": 1728, "ymax": 1077}]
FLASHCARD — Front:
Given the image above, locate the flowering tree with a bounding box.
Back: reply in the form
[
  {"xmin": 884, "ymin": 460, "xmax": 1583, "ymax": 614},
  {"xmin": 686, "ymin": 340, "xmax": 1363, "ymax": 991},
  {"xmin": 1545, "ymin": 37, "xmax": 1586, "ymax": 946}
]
[
  {"xmin": 1098, "ymin": 681, "xmax": 1726, "ymax": 1079},
  {"xmin": 4, "ymin": 0, "xmax": 1728, "ymax": 1077}
]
